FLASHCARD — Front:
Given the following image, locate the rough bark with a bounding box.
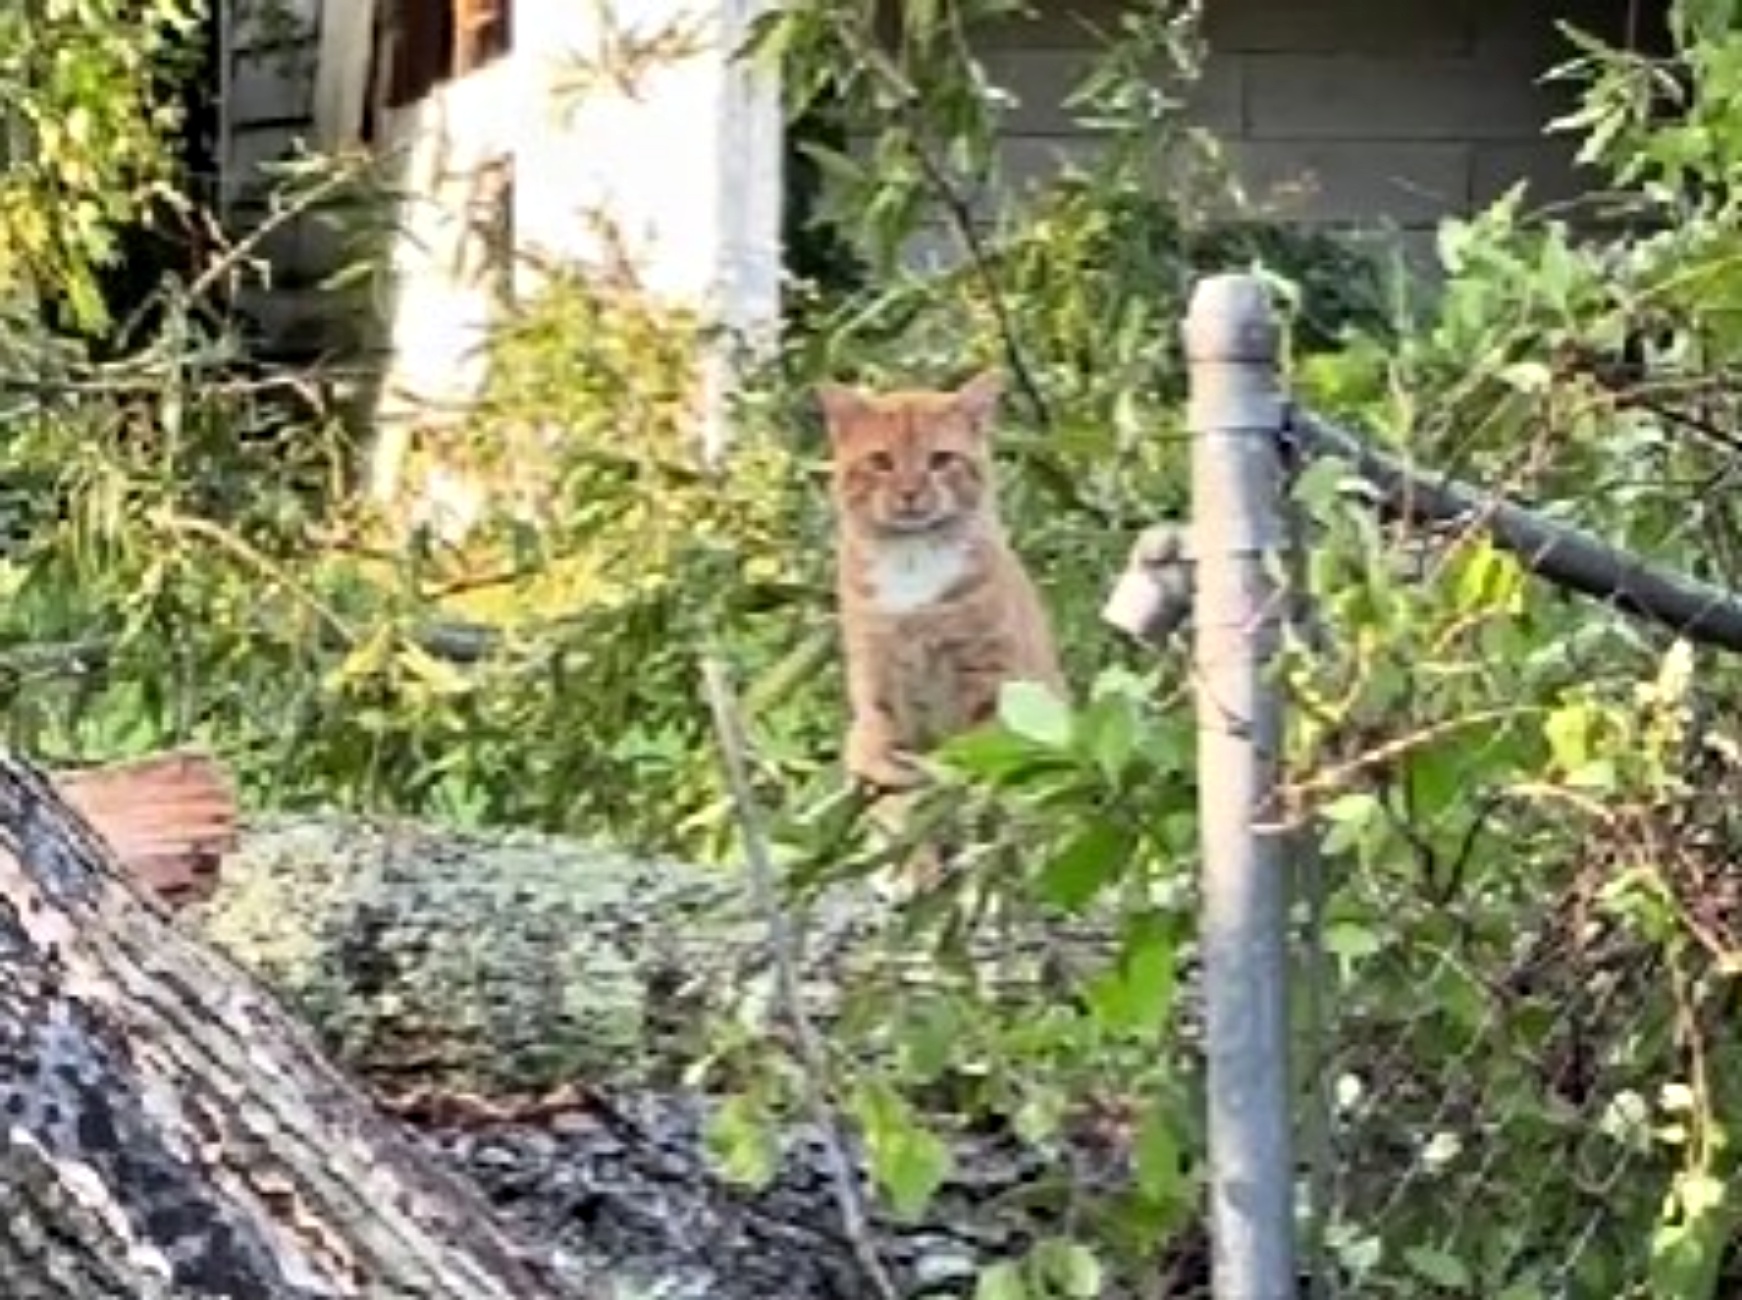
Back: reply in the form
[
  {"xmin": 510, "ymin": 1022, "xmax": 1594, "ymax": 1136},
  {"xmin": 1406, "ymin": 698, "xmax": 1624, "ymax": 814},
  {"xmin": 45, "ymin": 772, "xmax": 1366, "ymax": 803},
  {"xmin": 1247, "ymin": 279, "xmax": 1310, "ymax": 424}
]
[
  {"xmin": 0, "ymin": 753, "xmax": 569, "ymax": 1299},
  {"xmin": 189, "ymin": 812, "xmax": 918, "ymax": 1096},
  {"xmin": 189, "ymin": 813, "xmax": 793, "ymax": 1096},
  {"xmin": 192, "ymin": 814, "xmax": 1115, "ymax": 1098}
]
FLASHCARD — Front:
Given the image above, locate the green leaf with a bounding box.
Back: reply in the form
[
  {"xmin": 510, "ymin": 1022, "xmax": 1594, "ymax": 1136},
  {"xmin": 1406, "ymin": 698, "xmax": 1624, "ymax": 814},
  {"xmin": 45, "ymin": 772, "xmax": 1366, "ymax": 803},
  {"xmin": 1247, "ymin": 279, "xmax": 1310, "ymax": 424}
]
[
  {"xmin": 936, "ymin": 726, "xmax": 1064, "ymax": 783},
  {"xmin": 396, "ymin": 642, "xmax": 474, "ymax": 697},
  {"xmin": 894, "ymin": 998, "xmax": 962, "ymax": 1083},
  {"xmin": 1323, "ymin": 919, "xmax": 1384, "ymax": 978},
  {"xmin": 1139, "ymin": 714, "xmax": 1196, "ymax": 777},
  {"xmin": 1085, "ymin": 913, "xmax": 1176, "ymax": 1035},
  {"xmin": 1291, "ymin": 455, "xmax": 1357, "ymax": 524},
  {"xmin": 1497, "ymin": 360, "xmax": 1553, "ymax": 392},
  {"xmin": 1495, "ymin": 1283, "xmax": 1548, "ymax": 1300},
  {"xmin": 702, "ymin": 1095, "xmax": 780, "ymax": 1189},
  {"xmin": 1401, "ymin": 742, "xmax": 1476, "ymax": 825},
  {"xmin": 999, "ymin": 679, "xmax": 1074, "ymax": 748},
  {"xmin": 1076, "ymin": 690, "xmax": 1141, "ymax": 782},
  {"xmin": 1320, "ymin": 792, "xmax": 1381, "ymax": 856},
  {"xmin": 877, "ymin": 1126, "xmax": 951, "ymax": 1221},
  {"xmin": 1404, "ymin": 1244, "xmax": 1473, "ymax": 1291},
  {"xmin": 1563, "ymin": 758, "xmax": 1618, "ymax": 791},
  {"xmin": 1453, "ymin": 537, "xmax": 1525, "ymax": 616},
  {"xmin": 852, "ymin": 1082, "xmax": 953, "ymax": 1220},
  {"xmin": 1543, "ymin": 700, "xmax": 1595, "ymax": 771},
  {"xmin": 1134, "ymin": 1108, "xmax": 1184, "ymax": 1203},
  {"xmin": 798, "ymin": 143, "xmax": 868, "ymax": 188},
  {"xmin": 1036, "ymin": 821, "xmax": 1130, "ymax": 910},
  {"xmin": 974, "ymin": 1261, "xmax": 1028, "ymax": 1300},
  {"xmin": 1033, "ymin": 1239, "xmax": 1104, "ymax": 1299}
]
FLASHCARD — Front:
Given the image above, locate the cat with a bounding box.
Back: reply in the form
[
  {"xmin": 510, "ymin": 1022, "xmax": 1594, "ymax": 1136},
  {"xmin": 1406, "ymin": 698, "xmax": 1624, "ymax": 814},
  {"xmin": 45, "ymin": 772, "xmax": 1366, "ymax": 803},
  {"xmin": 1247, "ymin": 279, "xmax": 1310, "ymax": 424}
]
[{"xmin": 819, "ymin": 369, "xmax": 1067, "ymax": 797}]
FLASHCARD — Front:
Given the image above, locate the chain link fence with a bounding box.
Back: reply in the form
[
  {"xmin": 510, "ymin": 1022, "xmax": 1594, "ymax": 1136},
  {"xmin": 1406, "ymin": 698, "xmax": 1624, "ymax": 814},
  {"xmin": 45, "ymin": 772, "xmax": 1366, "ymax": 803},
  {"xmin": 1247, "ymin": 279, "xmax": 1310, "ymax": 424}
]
[{"xmin": 1148, "ymin": 272, "xmax": 1742, "ymax": 1299}]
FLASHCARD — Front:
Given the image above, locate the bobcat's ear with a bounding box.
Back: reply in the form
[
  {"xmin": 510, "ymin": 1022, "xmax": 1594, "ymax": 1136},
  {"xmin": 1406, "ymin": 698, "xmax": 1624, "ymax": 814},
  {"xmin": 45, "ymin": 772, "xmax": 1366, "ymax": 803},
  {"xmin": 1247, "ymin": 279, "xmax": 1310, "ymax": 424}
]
[
  {"xmin": 816, "ymin": 383, "xmax": 870, "ymax": 438},
  {"xmin": 954, "ymin": 369, "xmax": 1004, "ymax": 433}
]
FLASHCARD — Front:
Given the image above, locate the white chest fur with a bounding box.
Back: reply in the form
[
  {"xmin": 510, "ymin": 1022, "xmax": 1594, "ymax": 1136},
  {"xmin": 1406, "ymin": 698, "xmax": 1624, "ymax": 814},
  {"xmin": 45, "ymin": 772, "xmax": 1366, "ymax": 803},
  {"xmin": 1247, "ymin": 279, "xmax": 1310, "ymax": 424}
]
[{"xmin": 863, "ymin": 535, "xmax": 973, "ymax": 615}]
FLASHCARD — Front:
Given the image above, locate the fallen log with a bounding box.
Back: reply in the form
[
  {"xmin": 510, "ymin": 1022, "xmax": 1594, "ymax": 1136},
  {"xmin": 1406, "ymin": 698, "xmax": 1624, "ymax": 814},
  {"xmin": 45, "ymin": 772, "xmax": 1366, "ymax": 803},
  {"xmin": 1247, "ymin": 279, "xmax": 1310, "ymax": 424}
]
[
  {"xmin": 0, "ymin": 752, "xmax": 572, "ymax": 1299},
  {"xmin": 0, "ymin": 760, "xmax": 1091, "ymax": 1299},
  {"xmin": 192, "ymin": 813, "xmax": 792, "ymax": 1096},
  {"xmin": 192, "ymin": 813, "xmax": 1121, "ymax": 1098}
]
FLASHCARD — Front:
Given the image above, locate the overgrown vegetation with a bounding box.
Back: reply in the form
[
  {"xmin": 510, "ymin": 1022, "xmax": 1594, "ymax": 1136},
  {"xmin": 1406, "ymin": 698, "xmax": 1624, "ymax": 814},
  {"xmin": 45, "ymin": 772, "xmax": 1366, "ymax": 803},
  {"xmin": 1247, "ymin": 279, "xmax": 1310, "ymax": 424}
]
[{"xmin": 13, "ymin": 0, "xmax": 1742, "ymax": 1294}]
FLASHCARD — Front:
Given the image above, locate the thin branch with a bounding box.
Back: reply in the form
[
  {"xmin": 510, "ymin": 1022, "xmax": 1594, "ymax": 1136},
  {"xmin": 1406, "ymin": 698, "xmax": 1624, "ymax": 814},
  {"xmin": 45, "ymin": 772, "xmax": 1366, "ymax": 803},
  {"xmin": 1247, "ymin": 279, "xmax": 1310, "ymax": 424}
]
[
  {"xmin": 1278, "ymin": 707, "xmax": 1540, "ymax": 811},
  {"xmin": 0, "ymin": 617, "xmax": 506, "ymax": 684},
  {"xmin": 906, "ymin": 137, "xmax": 1051, "ymax": 426},
  {"xmin": 153, "ymin": 512, "xmax": 358, "ymax": 647},
  {"xmin": 1560, "ymin": 349, "xmax": 1742, "ymax": 458},
  {"xmin": 846, "ymin": 23, "xmax": 1051, "ymax": 429},
  {"xmin": 699, "ymin": 656, "xmax": 899, "ymax": 1300},
  {"xmin": 0, "ymin": 364, "xmax": 374, "ymax": 406},
  {"xmin": 187, "ymin": 150, "xmax": 377, "ymax": 305}
]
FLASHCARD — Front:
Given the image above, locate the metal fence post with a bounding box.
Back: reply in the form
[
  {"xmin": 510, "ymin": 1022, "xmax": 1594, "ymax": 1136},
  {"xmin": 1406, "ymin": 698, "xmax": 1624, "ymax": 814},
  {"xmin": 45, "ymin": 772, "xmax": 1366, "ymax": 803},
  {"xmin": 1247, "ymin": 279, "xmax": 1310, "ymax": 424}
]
[{"xmin": 1184, "ymin": 273, "xmax": 1296, "ymax": 1297}]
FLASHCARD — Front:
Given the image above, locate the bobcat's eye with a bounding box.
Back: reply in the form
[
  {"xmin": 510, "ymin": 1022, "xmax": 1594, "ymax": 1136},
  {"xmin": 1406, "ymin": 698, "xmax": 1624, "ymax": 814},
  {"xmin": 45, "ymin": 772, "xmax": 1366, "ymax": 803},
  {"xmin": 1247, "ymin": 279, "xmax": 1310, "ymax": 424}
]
[
  {"xmin": 928, "ymin": 450, "xmax": 957, "ymax": 470},
  {"xmin": 864, "ymin": 451, "xmax": 895, "ymax": 473}
]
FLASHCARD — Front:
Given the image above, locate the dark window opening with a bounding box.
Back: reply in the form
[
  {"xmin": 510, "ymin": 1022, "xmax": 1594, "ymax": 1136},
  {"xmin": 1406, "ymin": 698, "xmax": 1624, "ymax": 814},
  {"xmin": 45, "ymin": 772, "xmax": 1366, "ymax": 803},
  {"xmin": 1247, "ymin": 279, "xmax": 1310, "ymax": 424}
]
[{"xmin": 376, "ymin": 0, "xmax": 511, "ymax": 115}]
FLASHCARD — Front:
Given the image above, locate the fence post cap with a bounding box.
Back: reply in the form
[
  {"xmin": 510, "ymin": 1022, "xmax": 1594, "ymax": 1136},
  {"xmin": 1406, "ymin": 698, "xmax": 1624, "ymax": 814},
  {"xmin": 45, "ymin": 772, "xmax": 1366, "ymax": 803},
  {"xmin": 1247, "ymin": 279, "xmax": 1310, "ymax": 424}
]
[{"xmin": 1182, "ymin": 273, "xmax": 1279, "ymax": 364}]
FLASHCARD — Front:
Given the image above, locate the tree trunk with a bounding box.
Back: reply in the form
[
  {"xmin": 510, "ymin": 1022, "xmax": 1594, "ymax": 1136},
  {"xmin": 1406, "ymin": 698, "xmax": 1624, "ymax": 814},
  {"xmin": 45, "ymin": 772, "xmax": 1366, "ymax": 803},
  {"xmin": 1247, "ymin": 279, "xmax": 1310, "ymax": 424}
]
[
  {"xmin": 193, "ymin": 813, "xmax": 1118, "ymax": 1098},
  {"xmin": 194, "ymin": 812, "xmax": 790, "ymax": 1096},
  {"xmin": 0, "ymin": 754, "xmax": 567, "ymax": 1299}
]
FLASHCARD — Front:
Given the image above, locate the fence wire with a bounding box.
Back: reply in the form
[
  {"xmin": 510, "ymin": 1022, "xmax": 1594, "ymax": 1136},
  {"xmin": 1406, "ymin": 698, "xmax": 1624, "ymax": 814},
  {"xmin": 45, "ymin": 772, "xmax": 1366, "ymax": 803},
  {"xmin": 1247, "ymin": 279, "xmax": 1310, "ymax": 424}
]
[
  {"xmin": 1162, "ymin": 270, "xmax": 1742, "ymax": 1299},
  {"xmin": 1282, "ymin": 411, "xmax": 1742, "ymax": 1299}
]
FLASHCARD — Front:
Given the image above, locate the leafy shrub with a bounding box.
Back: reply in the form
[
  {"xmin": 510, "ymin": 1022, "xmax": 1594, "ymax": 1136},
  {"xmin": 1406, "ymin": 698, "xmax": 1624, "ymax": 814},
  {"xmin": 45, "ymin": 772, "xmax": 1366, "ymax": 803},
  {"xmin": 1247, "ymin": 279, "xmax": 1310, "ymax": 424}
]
[{"xmin": 22, "ymin": 0, "xmax": 1742, "ymax": 1295}]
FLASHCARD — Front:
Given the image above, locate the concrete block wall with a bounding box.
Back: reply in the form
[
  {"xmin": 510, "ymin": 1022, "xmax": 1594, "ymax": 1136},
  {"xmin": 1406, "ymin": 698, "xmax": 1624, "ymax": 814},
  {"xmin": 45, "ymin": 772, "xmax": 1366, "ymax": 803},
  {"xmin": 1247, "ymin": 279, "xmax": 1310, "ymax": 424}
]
[
  {"xmin": 220, "ymin": 0, "xmax": 380, "ymax": 357},
  {"xmin": 966, "ymin": 0, "xmax": 1646, "ymax": 273},
  {"xmin": 223, "ymin": 0, "xmax": 319, "ymax": 228},
  {"xmin": 221, "ymin": 0, "xmax": 324, "ymax": 353}
]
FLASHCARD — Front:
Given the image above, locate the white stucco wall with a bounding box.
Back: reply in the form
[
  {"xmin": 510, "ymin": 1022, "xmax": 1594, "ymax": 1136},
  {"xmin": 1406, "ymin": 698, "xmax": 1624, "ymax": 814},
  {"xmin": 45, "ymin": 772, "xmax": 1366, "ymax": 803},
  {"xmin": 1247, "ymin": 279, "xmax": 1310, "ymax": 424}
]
[
  {"xmin": 222, "ymin": 0, "xmax": 782, "ymax": 521},
  {"xmin": 221, "ymin": 0, "xmax": 783, "ymax": 386},
  {"xmin": 512, "ymin": 0, "xmax": 783, "ymax": 463}
]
